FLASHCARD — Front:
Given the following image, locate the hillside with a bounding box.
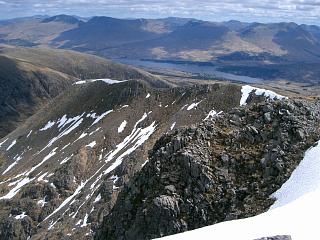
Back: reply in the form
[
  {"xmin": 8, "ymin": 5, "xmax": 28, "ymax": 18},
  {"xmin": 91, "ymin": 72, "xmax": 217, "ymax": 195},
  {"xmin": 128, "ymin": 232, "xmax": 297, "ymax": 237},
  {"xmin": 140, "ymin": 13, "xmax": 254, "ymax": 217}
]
[
  {"xmin": 2, "ymin": 15, "xmax": 320, "ymax": 64},
  {"xmin": 0, "ymin": 14, "xmax": 320, "ymax": 240},
  {"xmin": 98, "ymin": 96, "xmax": 320, "ymax": 239},
  {"xmin": 0, "ymin": 15, "xmax": 81, "ymax": 47},
  {"xmin": 47, "ymin": 16, "xmax": 320, "ymax": 63},
  {"xmin": 51, "ymin": 17, "xmax": 167, "ymax": 51},
  {"xmin": 0, "ymin": 79, "xmax": 246, "ymax": 239},
  {"xmin": 98, "ymin": 20, "xmax": 258, "ymax": 61},
  {"xmin": 2, "ymin": 16, "xmax": 320, "ymax": 87},
  {"xmin": 0, "ymin": 45, "xmax": 167, "ymax": 138},
  {"xmin": 240, "ymin": 22, "xmax": 320, "ymax": 61},
  {"xmin": 0, "ymin": 78, "xmax": 316, "ymax": 239}
]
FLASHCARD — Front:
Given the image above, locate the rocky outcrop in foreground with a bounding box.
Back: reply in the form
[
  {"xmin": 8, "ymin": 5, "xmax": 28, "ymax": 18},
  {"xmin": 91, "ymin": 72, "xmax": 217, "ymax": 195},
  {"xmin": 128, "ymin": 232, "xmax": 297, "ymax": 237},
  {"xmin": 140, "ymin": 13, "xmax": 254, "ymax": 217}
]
[{"xmin": 97, "ymin": 99, "xmax": 320, "ymax": 239}]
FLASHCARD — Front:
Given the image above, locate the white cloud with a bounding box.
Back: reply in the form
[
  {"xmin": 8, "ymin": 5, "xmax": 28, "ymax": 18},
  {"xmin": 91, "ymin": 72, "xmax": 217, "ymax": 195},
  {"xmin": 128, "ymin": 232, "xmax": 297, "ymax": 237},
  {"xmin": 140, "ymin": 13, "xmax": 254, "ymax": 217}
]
[{"xmin": 0, "ymin": 0, "xmax": 320, "ymax": 24}]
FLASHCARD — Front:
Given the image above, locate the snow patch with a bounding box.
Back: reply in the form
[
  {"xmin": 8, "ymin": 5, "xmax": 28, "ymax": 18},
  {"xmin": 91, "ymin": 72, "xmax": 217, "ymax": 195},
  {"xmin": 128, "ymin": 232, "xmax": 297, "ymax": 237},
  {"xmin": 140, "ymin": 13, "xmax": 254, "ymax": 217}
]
[
  {"xmin": 81, "ymin": 213, "xmax": 89, "ymax": 227},
  {"xmin": 74, "ymin": 79, "xmax": 126, "ymax": 85},
  {"xmin": 0, "ymin": 177, "xmax": 34, "ymax": 200},
  {"xmin": 37, "ymin": 172, "xmax": 48, "ymax": 182},
  {"xmin": 2, "ymin": 154, "xmax": 23, "ymax": 175},
  {"xmin": 141, "ymin": 159, "xmax": 149, "ymax": 168},
  {"xmin": 0, "ymin": 138, "xmax": 8, "ymax": 148},
  {"xmin": 44, "ymin": 181, "xmax": 88, "ymax": 221},
  {"xmin": 43, "ymin": 114, "xmax": 84, "ymax": 151},
  {"xmin": 110, "ymin": 175, "xmax": 119, "ymax": 190},
  {"xmin": 170, "ymin": 122, "xmax": 176, "ymax": 130},
  {"xmin": 40, "ymin": 121, "xmax": 55, "ymax": 131},
  {"xmin": 204, "ymin": 110, "xmax": 223, "ymax": 121},
  {"xmin": 37, "ymin": 196, "xmax": 47, "ymax": 207},
  {"xmin": 91, "ymin": 110, "xmax": 113, "ymax": 126},
  {"xmin": 61, "ymin": 143, "xmax": 71, "ymax": 151},
  {"xmin": 25, "ymin": 147, "xmax": 58, "ymax": 176},
  {"xmin": 57, "ymin": 115, "xmax": 68, "ymax": 128},
  {"xmin": 77, "ymin": 132, "xmax": 88, "ymax": 141},
  {"xmin": 86, "ymin": 141, "xmax": 96, "ymax": 148},
  {"xmin": 104, "ymin": 113, "xmax": 156, "ymax": 174},
  {"xmin": 94, "ymin": 194, "xmax": 101, "ymax": 203},
  {"xmin": 118, "ymin": 120, "xmax": 127, "ymax": 133},
  {"xmin": 271, "ymin": 141, "xmax": 320, "ymax": 209},
  {"xmin": 89, "ymin": 127, "xmax": 101, "ymax": 136},
  {"xmin": 6, "ymin": 140, "xmax": 17, "ymax": 151},
  {"xmin": 187, "ymin": 101, "xmax": 202, "ymax": 111},
  {"xmin": 15, "ymin": 212, "xmax": 27, "ymax": 220},
  {"xmin": 26, "ymin": 130, "xmax": 32, "ymax": 138},
  {"xmin": 159, "ymin": 140, "xmax": 320, "ymax": 240},
  {"xmin": 240, "ymin": 85, "xmax": 286, "ymax": 106}
]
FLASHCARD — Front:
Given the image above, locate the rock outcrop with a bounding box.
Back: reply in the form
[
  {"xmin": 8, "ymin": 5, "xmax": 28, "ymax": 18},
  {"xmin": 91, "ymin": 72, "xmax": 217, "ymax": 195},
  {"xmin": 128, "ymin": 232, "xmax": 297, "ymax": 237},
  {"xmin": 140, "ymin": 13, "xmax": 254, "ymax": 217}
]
[{"xmin": 97, "ymin": 99, "xmax": 320, "ymax": 239}]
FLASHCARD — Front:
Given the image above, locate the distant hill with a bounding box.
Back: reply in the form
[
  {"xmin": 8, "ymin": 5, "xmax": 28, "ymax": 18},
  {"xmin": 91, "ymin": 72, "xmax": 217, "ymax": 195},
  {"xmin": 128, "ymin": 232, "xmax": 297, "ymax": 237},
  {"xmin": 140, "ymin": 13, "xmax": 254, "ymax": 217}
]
[
  {"xmin": 97, "ymin": 20, "xmax": 262, "ymax": 61},
  {"xmin": 240, "ymin": 22, "xmax": 320, "ymax": 61},
  {"xmin": 0, "ymin": 44, "xmax": 167, "ymax": 137},
  {"xmin": 41, "ymin": 14, "xmax": 84, "ymax": 25},
  {"xmin": 220, "ymin": 20, "xmax": 251, "ymax": 32},
  {"xmin": 0, "ymin": 15, "xmax": 80, "ymax": 47},
  {"xmin": 301, "ymin": 24, "xmax": 320, "ymax": 42},
  {"xmin": 52, "ymin": 17, "xmax": 164, "ymax": 51},
  {"xmin": 2, "ymin": 15, "xmax": 320, "ymax": 86},
  {"xmin": 0, "ymin": 78, "xmax": 318, "ymax": 239},
  {"xmin": 1, "ymin": 15, "xmax": 320, "ymax": 70}
]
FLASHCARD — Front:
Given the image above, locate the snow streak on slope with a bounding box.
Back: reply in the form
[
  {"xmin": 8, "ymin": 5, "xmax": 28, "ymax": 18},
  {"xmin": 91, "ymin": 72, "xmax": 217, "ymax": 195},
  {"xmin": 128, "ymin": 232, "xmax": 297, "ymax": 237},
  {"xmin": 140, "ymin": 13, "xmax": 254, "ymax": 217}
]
[
  {"xmin": 170, "ymin": 122, "xmax": 176, "ymax": 130},
  {"xmin": 44, "ymin": 181, "xmax": 88, "ymax": 221},
  {"xmin": 159, "ymin": 141, "xmax": 320, "ymax": 240},
  {"xmin": 74, "ymin": 79, "xmax": 126, "ymax": 85},
  {"xmin": 118, "ymin": 120, "xmax": 127, "ymax": 133},
  {"xmin": 86, "ymin": 141, "xmax": 96, "ymax": 148},
  {"xmin": 104, "ymin": 120, "xmax": 156, "ymax": 175},
  {"xmin": 40, "ymin": 121, "xmax": 55, "ymax": 131},
  {"xmin": 240, "ymin": 85, "xmax": 286, "ymax": 106},
  {"xmin": 187, "ymin": 101, "xmax": 202, "ymax": 111},
  {"xmin": 2, "ymin": 154, "xmax": 23, "ymax": 175},
  {"xmin": 6, "ymin": 140, "xmax": 17, "ymax": 151},
  {"xmin": 43, "ymin": 112, "xmax": 157, "ymax": 224},
  {"xmin": 0, "ymin": 177, "xmax": 34, "ymax": 200},
  {"xmin": 42, "ymin": 114, "xmax": 85, "ymax": 151},
  {"xmin": 91, "ymin": 110, "xmax": 113, "ymax": 126},
  {"xmin": 0, "ymin": 138, "xmax": 8, "ymax": 148}
]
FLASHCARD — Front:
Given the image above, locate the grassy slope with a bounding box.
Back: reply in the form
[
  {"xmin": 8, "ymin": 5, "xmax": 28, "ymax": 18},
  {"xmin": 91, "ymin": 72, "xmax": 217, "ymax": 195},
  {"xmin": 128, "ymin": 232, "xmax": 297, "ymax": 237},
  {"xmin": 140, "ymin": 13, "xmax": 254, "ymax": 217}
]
[{"xmin": 0, "ymin": 45, "xmax": 169, "ymax": 138}]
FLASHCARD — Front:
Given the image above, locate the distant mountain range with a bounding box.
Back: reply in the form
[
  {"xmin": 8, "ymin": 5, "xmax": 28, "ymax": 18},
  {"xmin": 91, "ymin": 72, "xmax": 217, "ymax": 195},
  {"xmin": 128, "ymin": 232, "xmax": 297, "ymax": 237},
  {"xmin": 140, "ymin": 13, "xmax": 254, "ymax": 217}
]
[
  {"xmin": 2, "ymin": 14, "xmax": 320, "ymax": 84},
  {"xmin": 1, "ymin": 15, "xmax": 320, "ymax": 63},
  {"xmin": 1, "ymin": 14, "xmax": 320, "ymax": 240}
]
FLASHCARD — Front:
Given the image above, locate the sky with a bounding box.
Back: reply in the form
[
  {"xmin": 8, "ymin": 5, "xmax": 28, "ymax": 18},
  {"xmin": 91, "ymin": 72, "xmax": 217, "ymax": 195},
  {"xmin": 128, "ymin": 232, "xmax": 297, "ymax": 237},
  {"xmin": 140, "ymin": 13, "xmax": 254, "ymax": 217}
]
[{"xmin": 1, "ymin": 0, "xmax": 320, "ymax": 25}]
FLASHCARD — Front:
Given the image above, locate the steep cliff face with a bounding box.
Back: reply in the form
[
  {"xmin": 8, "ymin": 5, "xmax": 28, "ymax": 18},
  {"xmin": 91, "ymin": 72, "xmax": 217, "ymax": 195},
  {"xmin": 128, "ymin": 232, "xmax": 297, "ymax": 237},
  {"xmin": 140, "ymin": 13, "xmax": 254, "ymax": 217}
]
[{"xmin": 97, "ymin": 98, "xmax": 320, "ymax": 240}]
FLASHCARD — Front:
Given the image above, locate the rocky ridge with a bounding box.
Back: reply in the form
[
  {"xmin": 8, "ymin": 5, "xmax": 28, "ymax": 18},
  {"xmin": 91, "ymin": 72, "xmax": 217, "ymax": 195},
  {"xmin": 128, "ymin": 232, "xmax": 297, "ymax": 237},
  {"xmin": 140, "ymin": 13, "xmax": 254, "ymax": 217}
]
[
  {"xmin": 0, "ymin": 80, "xmax": 242, "ymax": 239},
  {"xmin": 97, "ymin": 97, "xmax": 320, "ymax": 239}
]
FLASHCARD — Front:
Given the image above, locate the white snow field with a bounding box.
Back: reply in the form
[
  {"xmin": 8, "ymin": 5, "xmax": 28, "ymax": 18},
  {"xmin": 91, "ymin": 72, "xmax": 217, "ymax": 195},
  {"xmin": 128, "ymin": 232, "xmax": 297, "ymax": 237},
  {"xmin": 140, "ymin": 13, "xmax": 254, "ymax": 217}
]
[
  {"xmin": 240, "ymin": 85, "xmax": 287, "ymax": 106},
  {"xmin": 158, "ymin": 141, "xmax": 320, "ymax": 240},
  {"xmin": 74, "ymin": 79, "xmax": 126, "ymax": 85}
]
